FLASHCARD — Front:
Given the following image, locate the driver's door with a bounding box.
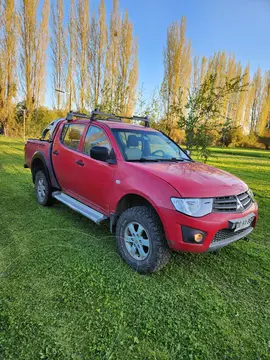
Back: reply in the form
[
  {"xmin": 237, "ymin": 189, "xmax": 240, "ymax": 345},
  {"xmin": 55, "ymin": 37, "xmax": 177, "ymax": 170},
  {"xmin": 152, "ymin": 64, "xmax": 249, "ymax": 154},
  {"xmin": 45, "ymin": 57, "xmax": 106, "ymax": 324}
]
[{"xmin": 73, "ymin": 125, "xmax": 116, "ymax": 214}]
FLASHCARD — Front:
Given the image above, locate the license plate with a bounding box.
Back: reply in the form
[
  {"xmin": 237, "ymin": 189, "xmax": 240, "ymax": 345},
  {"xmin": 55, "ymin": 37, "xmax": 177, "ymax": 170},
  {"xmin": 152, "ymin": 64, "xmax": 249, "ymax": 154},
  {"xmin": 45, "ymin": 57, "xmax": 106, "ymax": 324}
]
[{"xmin": 228, "ymin": 213, "xmax": 255, "ymax": 232}]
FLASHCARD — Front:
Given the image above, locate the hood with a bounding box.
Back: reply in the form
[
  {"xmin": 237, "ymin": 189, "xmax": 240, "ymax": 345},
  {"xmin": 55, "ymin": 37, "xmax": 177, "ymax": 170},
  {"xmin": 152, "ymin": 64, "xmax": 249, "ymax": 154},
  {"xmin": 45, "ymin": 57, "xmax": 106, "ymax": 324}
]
[{"xmin": 129, "ymin": 161, "xmax": 248, "ymax": 198}]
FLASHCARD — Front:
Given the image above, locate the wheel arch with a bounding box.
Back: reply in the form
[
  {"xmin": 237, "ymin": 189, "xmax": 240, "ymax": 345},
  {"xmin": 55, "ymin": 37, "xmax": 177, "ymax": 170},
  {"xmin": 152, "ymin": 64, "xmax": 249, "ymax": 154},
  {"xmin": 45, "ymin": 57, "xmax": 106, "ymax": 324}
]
[
  {"xmin": 110, "ymin": 193, "xmax": 163, "ymax": 233},
  {"xmin": 31, "ymin": 152, "xmax": 50, "ymax": 184}
]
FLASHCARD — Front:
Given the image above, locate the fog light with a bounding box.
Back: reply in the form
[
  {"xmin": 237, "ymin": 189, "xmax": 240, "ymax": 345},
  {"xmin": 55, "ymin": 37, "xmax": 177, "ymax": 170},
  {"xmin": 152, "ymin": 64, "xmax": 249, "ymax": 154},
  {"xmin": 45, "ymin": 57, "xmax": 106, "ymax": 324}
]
[
  {"xmin": 181, "ymin": 225, "xmax": 206, "ymax": 244},
  {"xmin": 194, "ymin": 233, "xmax": 203, "ymax": 242}
]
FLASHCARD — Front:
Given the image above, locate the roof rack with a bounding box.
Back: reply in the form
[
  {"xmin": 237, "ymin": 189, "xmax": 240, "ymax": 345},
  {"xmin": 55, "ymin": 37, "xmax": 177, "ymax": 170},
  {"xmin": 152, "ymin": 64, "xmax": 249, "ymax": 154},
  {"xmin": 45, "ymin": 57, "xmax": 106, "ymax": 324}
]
[
  {"xmin": 66, "ymin": 110, "xmax": 150, "ymax": 127},
  {"xmin": 124, "ymin": 115, "xmax": 149, "ymax": 127},
  {"xmin": 66, "ymin": 111, "xmax": 90, "ymax": 121}
]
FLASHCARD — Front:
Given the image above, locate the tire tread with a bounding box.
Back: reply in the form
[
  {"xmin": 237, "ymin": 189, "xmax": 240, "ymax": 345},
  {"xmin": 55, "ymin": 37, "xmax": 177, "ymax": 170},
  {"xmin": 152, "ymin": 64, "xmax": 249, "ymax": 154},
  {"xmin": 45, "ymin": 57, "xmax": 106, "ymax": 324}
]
[{"xmin": 116, "ymin": 206, "xmax": 171, "ymax": 273}]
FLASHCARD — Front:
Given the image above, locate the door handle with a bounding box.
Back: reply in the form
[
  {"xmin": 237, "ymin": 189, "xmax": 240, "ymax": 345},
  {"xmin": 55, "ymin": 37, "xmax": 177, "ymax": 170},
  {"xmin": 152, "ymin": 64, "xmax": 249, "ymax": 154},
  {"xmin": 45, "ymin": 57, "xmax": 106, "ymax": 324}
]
[
  {"xmin": 76, "ymin": 160, "xmax": 84, "ymax": 166},
  {"xmin": 52, "ymin": 150, "xmax": 59, "ymax": 155}
]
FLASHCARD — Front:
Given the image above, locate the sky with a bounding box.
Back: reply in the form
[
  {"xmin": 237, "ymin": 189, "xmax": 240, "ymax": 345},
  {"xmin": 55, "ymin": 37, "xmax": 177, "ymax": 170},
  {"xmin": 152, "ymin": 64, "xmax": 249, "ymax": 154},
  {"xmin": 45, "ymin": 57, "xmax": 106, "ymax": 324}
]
[{"xmin": 45, "ymin": 0, "xmax": 270, "ymax": 107}]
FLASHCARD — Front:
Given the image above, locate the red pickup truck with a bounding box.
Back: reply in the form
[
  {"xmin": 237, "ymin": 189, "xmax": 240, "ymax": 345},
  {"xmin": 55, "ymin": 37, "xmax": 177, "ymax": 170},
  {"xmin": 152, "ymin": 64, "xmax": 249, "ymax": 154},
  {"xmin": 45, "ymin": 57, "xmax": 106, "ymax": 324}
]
[{"xmin": 24, "ymin": 110, "xmax": 258, "ymax": 273}]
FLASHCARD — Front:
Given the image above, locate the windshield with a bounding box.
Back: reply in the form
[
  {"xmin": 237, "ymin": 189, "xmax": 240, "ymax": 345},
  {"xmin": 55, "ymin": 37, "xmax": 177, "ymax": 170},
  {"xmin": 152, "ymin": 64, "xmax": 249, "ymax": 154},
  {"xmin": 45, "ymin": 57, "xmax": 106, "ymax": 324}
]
[{"xmin": 112, "ymin": 129, "xmax": 190, "ymax": 162}]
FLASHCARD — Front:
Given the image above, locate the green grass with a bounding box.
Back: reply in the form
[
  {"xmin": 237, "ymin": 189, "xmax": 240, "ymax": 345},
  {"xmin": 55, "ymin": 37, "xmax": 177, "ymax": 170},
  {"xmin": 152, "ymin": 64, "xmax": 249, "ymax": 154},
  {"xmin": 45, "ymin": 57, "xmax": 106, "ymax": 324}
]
[
  {"xmin": 0, "ymin": 136, "xmax": 269, "ymax": 360},
  {"xmin": 208, "ymin": 147, "xmax": 270, "ymax": 158}
]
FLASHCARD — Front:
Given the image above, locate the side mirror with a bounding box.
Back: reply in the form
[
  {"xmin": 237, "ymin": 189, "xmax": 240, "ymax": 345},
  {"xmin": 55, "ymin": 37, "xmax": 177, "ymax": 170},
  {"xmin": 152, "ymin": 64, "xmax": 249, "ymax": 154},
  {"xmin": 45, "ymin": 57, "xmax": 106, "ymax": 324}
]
[
  {"xmin": 90, "ymin": 146, "xmax": 110, "ymax": 162},
  {"xmin": 185, "ymin": 149, "xmax": 190, "ymax": 156}
]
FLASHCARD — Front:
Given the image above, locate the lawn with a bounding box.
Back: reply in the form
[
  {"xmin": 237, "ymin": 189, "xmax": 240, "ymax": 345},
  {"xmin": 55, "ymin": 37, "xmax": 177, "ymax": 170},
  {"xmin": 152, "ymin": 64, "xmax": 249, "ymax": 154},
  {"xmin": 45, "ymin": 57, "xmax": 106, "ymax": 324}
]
[{"xmin": 0, "ymin": 136, "xmax": 269, "ymax": 359}]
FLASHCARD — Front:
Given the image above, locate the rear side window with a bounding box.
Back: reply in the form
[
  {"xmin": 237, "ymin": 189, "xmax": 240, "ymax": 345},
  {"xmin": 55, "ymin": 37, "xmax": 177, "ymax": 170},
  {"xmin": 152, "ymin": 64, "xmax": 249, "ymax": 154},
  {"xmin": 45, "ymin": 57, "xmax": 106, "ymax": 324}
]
[
  {"xmin": 83, "ymin": 126, "xmax": 111, "ymax": 155},
  {"xmin": 61, "ymin": 124, "xmax": 86, "ymax": 150}
]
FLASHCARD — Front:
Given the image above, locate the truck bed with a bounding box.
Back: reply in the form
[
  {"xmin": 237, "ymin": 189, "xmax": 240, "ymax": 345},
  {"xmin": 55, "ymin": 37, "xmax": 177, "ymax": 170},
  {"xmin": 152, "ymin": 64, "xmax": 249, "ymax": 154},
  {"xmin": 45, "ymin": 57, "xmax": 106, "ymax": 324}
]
[{"xmin": 24, "ymin": 139, "xmax": 52, "ymax": 168}]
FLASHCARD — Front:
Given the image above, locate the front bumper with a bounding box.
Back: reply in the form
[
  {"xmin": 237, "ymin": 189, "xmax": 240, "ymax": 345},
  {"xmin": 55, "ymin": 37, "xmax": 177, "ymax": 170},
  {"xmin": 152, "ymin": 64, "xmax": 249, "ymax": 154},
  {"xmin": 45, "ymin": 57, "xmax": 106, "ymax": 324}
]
[
  {"xmin": 207, "ymin": 225, "xmax": 253, "ymax": 251},
  {"xmin": 159, "ymin": 202, "xmax": 258, "ymax": 252}
]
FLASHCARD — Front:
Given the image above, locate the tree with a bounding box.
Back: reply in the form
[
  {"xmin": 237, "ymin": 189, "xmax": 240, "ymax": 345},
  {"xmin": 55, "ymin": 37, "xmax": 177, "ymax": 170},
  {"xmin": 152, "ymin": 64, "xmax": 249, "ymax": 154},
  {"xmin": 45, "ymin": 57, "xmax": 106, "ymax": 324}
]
[
  {"xmin": 161, "ymin": 16, "xmax": 192, "ymax": 137},
  {"xmin": 51, "ymin": 0, "xmax": 67, "ymax": 110},
  {"xmin": 0, "ymin": 0, "xmax": 17, "ymax": 135},
  {"xmin": 77, "ymin": 0, "xmax": 90, "ymax": 111},
  {"xmin": 103, "ymin": 0, "xmax": 121, "ymax": 111},
  {"xmin": 89, "ymin": 0, "xmax": 107, "ymax": 108},
  {"xmin": 243, "ymin": 66, "xmax": 255, "ymax": 134},
  {"xmin": 20, "ymin": 0, "xmax": 50, "ymax": 126},
  {"xmin": 257, "ymin": 71, "xmax": 270, "ymax": 147},
  {"xmin": 250, "ymin": 67, "xmax": 263, "ymax": 132},
  {"xmin": 116, "ymin": 12, "xmax": 138, "ymax": 115},
  {"xmin": 102, "ymin": 0, "xmax": 138, "ymax": 115},
  {"xmin": 178, "ymin": 73, "xmax": 248, "ymax": 162},
  {"xmin": 235, "ymin": 63, "xmax": 250, "ymax": 129},
  {"xmin": 66, "ymin": 0, "xmax": 77, "ymax": 110}
]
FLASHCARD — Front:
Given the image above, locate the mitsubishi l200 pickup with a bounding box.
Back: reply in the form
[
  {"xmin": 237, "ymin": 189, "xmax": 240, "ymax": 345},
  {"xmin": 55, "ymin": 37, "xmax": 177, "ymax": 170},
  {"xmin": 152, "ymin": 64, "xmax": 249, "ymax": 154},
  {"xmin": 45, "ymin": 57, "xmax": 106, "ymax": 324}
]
[{"xmin": 24, "ymin": 110, "xmax": 258, "ymax": 273}]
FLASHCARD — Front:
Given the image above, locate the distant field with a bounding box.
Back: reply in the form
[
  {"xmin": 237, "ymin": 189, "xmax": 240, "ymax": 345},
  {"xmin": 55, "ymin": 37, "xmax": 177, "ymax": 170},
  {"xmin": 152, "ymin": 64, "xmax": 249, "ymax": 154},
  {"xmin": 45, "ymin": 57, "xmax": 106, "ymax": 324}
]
[{"xmin": 0, "ymin": 136, "xmax": 269, "ymax": 359}]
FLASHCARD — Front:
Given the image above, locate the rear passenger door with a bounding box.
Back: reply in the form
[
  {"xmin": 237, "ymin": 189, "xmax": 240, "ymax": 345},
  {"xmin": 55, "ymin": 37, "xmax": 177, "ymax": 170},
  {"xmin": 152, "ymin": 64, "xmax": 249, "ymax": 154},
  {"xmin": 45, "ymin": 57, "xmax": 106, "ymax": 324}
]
[{"xmin": 52, "ymin": 121, "xmax": 86, "ymax": 197}]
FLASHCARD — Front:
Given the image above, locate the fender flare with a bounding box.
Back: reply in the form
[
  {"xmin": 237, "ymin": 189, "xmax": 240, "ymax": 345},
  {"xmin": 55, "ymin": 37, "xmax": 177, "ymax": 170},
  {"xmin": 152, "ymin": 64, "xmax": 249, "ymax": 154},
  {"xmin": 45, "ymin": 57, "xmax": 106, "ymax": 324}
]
[
  {"xmin": 110, "ymin": 191, "xmax": 164, "ymax": 233},
  {"xmin": 30, "ymin": 151, "xmax": 51, "ymax": 184}
]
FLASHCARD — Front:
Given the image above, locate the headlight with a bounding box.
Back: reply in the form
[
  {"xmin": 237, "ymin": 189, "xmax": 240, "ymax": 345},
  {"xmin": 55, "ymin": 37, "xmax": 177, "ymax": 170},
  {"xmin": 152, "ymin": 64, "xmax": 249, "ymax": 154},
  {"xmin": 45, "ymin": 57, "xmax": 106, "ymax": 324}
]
[
  {"xmin": 248, "ymin": 188, "xmax": 255, "ymax": 202},
  {"xmin": 171, "ymin": 198, "xmax": 213, "ymax": 217}
]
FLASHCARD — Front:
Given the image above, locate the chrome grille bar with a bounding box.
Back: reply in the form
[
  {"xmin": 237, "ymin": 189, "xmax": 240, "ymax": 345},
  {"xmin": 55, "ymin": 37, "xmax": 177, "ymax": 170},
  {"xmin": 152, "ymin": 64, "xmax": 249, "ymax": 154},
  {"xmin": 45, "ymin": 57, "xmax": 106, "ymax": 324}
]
[{"xmin": 213, "ymin": 191, "xmax": 252, "ymax": 213}]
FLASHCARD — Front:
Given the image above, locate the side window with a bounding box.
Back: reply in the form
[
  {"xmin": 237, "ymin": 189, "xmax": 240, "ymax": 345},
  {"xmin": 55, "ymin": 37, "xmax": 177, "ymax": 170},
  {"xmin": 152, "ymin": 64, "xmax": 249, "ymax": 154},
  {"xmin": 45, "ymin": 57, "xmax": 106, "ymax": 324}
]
[
  {"xmin": 83, "ymin": 126, "xmax": 111, "ymax": 155},
  {"xmin": 42, "ymin": 129, "xmax": 51, "ymax": 141},
  {"xmin": 41, "ymin": 121, "xmax": 55, "ymax": 141},
  {"xmin": 61, "ymin": 124, "xmax": 86, "ymax": 150}
]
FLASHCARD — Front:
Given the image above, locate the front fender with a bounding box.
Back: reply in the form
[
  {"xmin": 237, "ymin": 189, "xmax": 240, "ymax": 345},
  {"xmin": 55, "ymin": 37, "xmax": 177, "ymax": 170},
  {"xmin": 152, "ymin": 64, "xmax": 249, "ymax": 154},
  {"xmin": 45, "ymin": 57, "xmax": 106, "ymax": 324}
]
[{"xmin": 110, "ymin": 161, "xmax": 179, "ymax": 232}]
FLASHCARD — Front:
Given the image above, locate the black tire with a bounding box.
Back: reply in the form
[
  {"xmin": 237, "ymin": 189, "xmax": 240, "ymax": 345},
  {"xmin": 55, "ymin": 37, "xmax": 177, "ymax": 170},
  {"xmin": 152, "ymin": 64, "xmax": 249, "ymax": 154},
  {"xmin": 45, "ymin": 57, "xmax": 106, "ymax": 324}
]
[
  {"xmin": 34, "ymin": 170, "xmax": 55, "ymax": 206},
  {"xmin": 116, "ymin": 206, "xmax": 172, "ymax": 274}
]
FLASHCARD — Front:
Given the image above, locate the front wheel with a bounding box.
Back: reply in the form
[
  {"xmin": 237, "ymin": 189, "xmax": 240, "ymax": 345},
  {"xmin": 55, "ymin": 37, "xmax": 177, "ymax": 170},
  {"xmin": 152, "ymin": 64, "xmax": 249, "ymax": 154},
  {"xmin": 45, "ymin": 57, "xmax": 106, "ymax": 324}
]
[
  {"xmin": 116, "ymin": 206, "xmax": 172, "ymax": 274},
  {"xmin": 34, "ymin": 170, "xmax": 55, "ymax": 206}
]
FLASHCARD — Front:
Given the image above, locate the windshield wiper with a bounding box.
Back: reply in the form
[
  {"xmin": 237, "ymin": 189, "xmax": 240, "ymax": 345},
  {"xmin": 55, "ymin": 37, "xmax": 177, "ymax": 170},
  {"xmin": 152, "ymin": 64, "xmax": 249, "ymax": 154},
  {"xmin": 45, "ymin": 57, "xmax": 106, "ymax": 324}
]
[
  {"xmin": 157, "ymin": 158, "xmax": 184, "ymax": 162},
  {"xmin": 127, "ymin": 158, "xmax": 159, "ymax": 162},
  {"xmin": 127, "ymin": 157, "xmax": 192, "ymax": 163}
]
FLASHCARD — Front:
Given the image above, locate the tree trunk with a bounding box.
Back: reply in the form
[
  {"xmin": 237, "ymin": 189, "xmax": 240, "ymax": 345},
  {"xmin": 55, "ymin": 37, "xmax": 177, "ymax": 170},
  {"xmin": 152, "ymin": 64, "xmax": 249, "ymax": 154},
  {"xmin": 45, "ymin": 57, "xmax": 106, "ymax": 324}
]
[{"xmin": 3, "ymin": 123, "xmax": 8, "ymax": 136}]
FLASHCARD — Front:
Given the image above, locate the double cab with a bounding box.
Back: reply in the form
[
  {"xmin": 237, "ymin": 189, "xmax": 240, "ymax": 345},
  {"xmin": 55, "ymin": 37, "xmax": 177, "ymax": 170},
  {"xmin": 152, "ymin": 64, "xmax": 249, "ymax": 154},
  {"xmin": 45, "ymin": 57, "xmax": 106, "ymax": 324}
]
[{"xmin": 24, "ymin": 111, "xmax": 258, "ymax": 273}]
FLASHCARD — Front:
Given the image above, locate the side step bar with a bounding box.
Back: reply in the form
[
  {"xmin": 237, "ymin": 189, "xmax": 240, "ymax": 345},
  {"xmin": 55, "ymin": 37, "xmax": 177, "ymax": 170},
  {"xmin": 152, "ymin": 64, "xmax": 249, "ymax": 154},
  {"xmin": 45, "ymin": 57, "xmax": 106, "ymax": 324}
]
[{"xmin": 52, "ymin": 191, "xmax": 107, "ymax": 224}]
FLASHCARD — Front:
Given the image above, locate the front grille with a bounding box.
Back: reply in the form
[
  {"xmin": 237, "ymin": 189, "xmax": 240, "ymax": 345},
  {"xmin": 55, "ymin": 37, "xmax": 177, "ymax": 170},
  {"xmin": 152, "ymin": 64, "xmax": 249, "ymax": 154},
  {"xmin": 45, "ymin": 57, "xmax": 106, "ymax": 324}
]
[
  {"xmin": 213, "ymin": 191, "xmax": 252, "ymax": 213},
  {"xmin": 212, "ymin": 227, "xmax": 252, "ymax": 243}
]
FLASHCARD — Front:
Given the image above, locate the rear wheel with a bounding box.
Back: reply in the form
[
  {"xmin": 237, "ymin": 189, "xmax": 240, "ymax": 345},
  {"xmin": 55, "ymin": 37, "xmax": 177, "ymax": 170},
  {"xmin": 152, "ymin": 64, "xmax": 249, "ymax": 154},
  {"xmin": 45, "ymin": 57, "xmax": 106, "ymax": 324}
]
[
  {"xmin": 116, "ymin": 206, "xmax": 172, "ymax": 274},
  {"xmin": 34, "ymin": 170, "xmax": 55, "ymax": 206}
]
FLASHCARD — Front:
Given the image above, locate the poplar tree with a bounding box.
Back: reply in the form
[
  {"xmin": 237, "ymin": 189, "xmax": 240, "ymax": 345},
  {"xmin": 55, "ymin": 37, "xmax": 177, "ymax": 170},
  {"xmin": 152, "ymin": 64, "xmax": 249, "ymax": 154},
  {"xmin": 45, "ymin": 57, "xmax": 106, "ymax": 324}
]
[
  {"xmin": 77, "ymin": 0, "xmax": 90, "ymax": 111},
  {"xmin": 88, "ymin": 0, "xmax": 107, "ymax": 108},
  {"xmin": 51, "ymin": 0, "xmax": 67, "ymax": 110},
  {"xmin": 232, "ymin": 64, "xmax": 250, "ymax": 132},
  {"xmin": 116, "ymin": 12, "xmax": 138, "ymax": 115},
  {"xmin": 0, "ymin": 0, "xmax": 17, "ymax": 135},
  {"xmin": 257, "ymin": 71, "xmax": 270, "ymax": 136},
  {"xmin": 243, "ymin": 68, "xmax": 255, "ymax": 132},
  {"xmin": 125, "ymin": 37, "xmax": 138, "ymax": 116},
  {"xmin": 103, "ymin": 0, "xmax": 121, "ymax": 111},
  {"xmin": 162, "ymin": 16, "xmax": 192, "ymax": 136},
  {"xmin": 66, "ymin": 0, "xmax": 77, "ymax": 110},
  {"xmin": 20, "ymin": 0, "xmax": 50, "ymax": 123},
  {"xmin": 250, "ymin": 67, "xmax": 263, "ymax": 132},
  {"xmin": 102, "ymin": 0, "xmax": 138, "ymax": 115},
  {"xmin": 36, "ymin": 0, "xmax": 50, "ymax": 107}
]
